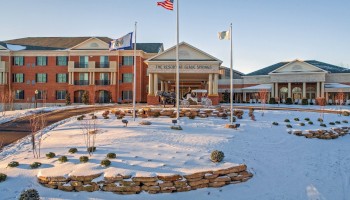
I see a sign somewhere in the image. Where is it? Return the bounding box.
[155,65,213,70]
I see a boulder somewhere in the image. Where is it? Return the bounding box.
[157,174,182,182]
[187,179,209,187]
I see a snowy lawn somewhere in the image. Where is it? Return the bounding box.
[1,108,350,200]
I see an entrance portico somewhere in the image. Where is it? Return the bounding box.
[145,42,222,105]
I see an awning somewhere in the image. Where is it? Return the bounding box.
[325,83,350,92]
[241,84,272,92]
[218,88,243,93]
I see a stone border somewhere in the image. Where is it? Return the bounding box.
[37,164,253,194]
[289,127,350,139]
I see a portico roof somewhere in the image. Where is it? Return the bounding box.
[324,83,350,92]
[242,84,272,92]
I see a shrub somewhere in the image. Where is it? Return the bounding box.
[317,118,323,122]
[286,98,293,105]
[342,111,350,116]
[68,148,78,154]
[320,123,327,127]
[79,156,89,163]
[272,122,279,126]
[0,173,7,182]
[46,152,56,159]
[269,98,276,104]
[58,156,68,163]
[302,99,308,105]
[117,115,123,119]
[342,120,348,123]
[91,115,97,119]
[284,119,290,122]
[308,121,313,125]
[286,124,293,128]
[19,189,40,200]
[335,121,341,124]
[329,122,335,125]
[77,116,84,120]
[103,116,110,119]
[101,159,111,167]
[232,117,236,122]
[294,118,300,121]
[299,123,305,126]
[189,115,195,119]
[30,162,41,169]
[87,146,96,153]
[304,118,310,121]
[107,153,116,159]
[210,150,225,163]
[8,161,19,168]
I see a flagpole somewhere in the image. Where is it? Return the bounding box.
[230,23,233,124]
[133,21,137,121]
[176,0,180,119]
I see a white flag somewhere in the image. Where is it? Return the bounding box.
[109,32,133,51]
[218,31,230,40]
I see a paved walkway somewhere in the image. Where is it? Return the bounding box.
[0,105,116,148]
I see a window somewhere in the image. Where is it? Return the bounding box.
[13,73,24,83]
[14,56,24,66]
[56,90,66,100]
[56,73,67,83]
[79,56,88,68]
[122,56,133,66]
[79,73,89,80]
[36,73,47,83]
[99,56,109,68]
[122,73,133,83]
[100,73,109,80]
[56,56,68,66]
[15,90,24,99]
[36,90,46,100]
[122,91,133,100]
[36,56,47,66]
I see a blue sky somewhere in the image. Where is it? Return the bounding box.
[1,0,349,73]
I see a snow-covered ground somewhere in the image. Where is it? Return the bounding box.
[1,108,350,200]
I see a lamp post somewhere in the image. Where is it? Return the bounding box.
[34,90,38,108]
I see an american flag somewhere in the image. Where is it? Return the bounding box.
[157,0,174,11]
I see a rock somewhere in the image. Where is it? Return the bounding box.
[226,173,239,179]
[58,185,74,192]
[159,182,174,188]
[157,174,182,182]
[115,186,141,192]
[142,181,158,186]
[184,171,209,179]
[188,179,209,187]
[176,185,192,192]
[70,173,102,182]
[70,181,83,187]
[186,177,203,182]
[44,184,58,189]
[115,191,138,195]
[120,180,140,186]
[160,186,176,193]
[48,181,66,186]
[209,181,226,188]
[204,173,219,179]
[239,171,253,178]
[142,185,160,191]
[191,183,209,190]
[210,176,231,183]
[132,176,158,182]
[139,121,152,125]
[174,180,188,187]
[102,185,118,192]
[104,176,124,182]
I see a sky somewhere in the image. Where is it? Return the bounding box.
[0,0,349,74]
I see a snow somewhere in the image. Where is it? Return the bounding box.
[5,44,26,51]
[1,107,350,199]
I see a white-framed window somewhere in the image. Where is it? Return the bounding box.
[122,56,133,66]
[56,90,66,100]
[36,73,47,83]
[122,91,133,100]
[56,56,68,66]
[122,73,133,83]
[13,73,24,83]
[14,56,24,66]
[15,90,24,99]
[36,56,47,66]
[56,73,67,83]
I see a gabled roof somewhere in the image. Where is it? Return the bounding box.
[1,37,163,53]
[246,60,350,76]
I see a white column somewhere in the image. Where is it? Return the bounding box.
[71,72,74,85]
[271,83,275,98]
[92,72,95,85]
[4,72,7,84]
[275,82,279,98]
[302,82,306,98]
[148,73,154,95]
[0,72,3,84]
[113,72,117,85]
[326,92,329,102]
[243,92,247,102]
[89,72,92,85]
[316,82,320,98]
[153,73,158,95]
[321,82,325,98]
[288,82,292,98]
[165,82,168,92]
[208,74,213,95]
[214,74,219,95]
[161,81,164,91]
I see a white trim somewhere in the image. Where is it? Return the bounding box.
[69,37,110,50]
[268,59,328,74]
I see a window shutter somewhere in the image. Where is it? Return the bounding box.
[56,74,58,83]
[35,74,37,82]
[36,57,38,66]
[46,73,48,82]
[23,74,25,82]
[46,57,48,66]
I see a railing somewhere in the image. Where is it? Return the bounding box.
[95,80,111,85]
[95,62,110,68]
[74,80,89,85]
[74,62,89,68]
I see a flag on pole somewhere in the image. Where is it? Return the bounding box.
[157,0,174,10]
[109,32,133,51]
[218,30,230,40]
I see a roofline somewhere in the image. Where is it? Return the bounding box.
[145,41,223,64]
[68,37,110,50]
[268,59,329,74]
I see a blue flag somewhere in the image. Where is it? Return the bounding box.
[109,32,133,51]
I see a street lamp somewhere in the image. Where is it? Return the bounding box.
[35,90,39,108]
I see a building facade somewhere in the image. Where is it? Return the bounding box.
[1,37,350,109]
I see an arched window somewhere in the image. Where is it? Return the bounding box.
[292,87,302,93]
[280,87,288,93]
[306,87,316,99]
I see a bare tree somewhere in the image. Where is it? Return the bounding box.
[335,89,345,114]
[29,114,46,158]
[316,97,326,120]
[258,89,268,116]
[0,92,8,118]
[80,115,98,156]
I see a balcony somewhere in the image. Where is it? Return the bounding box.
[74,80,89,85]
[0,61,9,72]
[95,80,111,85]
[96,62,110,68]
[74,62,89,68]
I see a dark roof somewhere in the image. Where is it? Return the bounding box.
[246,60,350,76]
[124,43,164,53]
[1,37,163,53]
